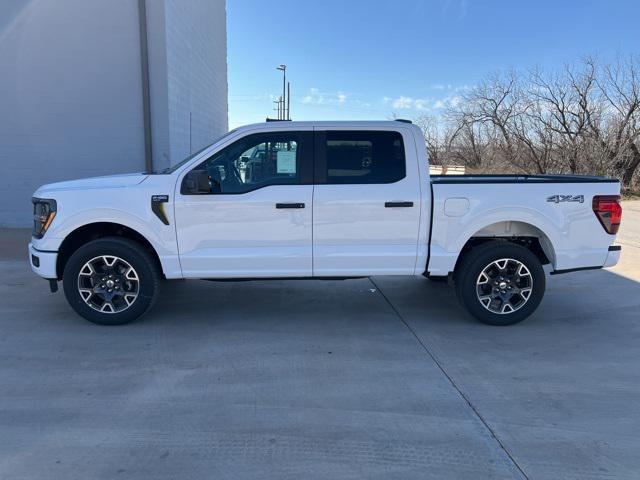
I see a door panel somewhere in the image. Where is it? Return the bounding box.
[174,130,313,278]
[312,129,421,276]
[175,185,313,277]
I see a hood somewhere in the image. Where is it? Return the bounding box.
[34,173,149,195]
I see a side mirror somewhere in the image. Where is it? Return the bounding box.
[181,169,211,194]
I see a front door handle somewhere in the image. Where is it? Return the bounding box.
[385,201,414,208]
[276,203,305,209]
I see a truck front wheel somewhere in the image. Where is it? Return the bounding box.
[454,241,545,326]
[62,237,160,325]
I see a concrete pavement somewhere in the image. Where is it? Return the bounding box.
[0,202,639,479]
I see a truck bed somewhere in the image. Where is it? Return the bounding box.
[430,174,618,184]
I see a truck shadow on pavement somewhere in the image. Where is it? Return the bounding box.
[145,268,639,331]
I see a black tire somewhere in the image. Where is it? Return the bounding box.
[62,237,160,325]
[454,241,545,326]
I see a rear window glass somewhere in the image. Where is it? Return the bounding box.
[324,131,406,184]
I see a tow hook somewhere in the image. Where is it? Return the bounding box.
[48,279,59,293]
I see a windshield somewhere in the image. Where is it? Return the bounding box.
[156,129,238,174]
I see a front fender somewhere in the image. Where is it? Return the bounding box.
[34,207,182,279]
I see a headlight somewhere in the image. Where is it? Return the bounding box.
[32,198,57,239]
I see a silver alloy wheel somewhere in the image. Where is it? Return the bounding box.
[77,255,139,314]
[476,258,533,314]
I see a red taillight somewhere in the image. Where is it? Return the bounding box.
[592,195,622,234]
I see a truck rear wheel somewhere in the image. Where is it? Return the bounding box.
[454,241,545,326]
[62,237,160,325]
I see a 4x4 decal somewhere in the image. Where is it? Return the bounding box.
[547,195,584,204]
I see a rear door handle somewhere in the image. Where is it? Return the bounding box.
[385,201,414,208]
[276,203,305,209]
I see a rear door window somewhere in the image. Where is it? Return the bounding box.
[321,131,406,184]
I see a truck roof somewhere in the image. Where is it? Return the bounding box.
[234,120,417,132]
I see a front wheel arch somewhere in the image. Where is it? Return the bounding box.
[56,222,163,280]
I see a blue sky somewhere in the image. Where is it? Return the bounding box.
[227,0,640,128]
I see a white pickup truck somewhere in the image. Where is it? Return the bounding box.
[29,120,623,326]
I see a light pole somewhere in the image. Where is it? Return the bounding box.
[277,64,287,120]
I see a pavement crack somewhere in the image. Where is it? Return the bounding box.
[369,277,530,480]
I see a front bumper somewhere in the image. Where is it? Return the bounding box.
[29,242,58,279]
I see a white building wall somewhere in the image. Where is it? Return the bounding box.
[165,0,228,165]
[0,0,228,227]
[145,0,228,171]
[0,0,145,227]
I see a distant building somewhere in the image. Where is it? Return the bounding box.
[0,0,228,226]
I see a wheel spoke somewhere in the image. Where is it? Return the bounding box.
[125,266,139,281]
[79,263,94,276]
[100,301,115,313]
[495,259,508,270]
[102,256,117,267]
[478,295,492,307]
[517,264,531,277]
[501,303,514,314]
[79,288,93,301]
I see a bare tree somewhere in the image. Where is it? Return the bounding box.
[456,71,524,169]
[417,56,640,189]
[527,62,596,173]
[414,115,444,165]
[593,57,640,186]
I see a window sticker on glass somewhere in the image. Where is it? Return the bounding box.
[276,150,296,174]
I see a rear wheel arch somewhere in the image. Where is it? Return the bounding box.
[56,222,163,280]
[452,221,556,274]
